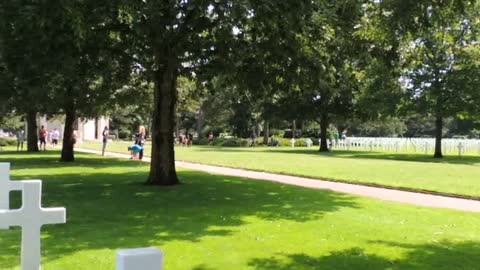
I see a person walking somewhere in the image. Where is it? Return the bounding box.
[16,130,24,151]
[187,133,193,147]
[135,126,146,160]
[250,130,257,147]
[101,126,109,156]
[51,128,60,148]
[38,126,48,151]
[208,132,214,145]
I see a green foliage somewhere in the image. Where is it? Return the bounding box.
[0,115,23,130]
[0,137,16,146]
[270,137,316,147]
[117,130,132,141]
[221,138,251,147]
[347,117,407,137]
[194,137,250,147]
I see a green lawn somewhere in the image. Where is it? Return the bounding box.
[80,141,480,198]
[0,151,480,270]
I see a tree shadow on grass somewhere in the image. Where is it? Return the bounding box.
[0,159,357,268]
[248,241,480,270]
[193,147,480,166]
[0,150,147,171]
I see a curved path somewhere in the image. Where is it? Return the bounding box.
[76,148,480,213]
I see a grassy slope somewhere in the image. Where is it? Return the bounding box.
[80,141,480,198]
[0,151,479,270]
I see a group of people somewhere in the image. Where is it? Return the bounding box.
[100,125,146,160]
[15,126,61,151]
[178,133,194,146]
[127,126,146,160]
[38,126,61,151]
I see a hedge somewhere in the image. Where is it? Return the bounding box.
[0,137,17,147]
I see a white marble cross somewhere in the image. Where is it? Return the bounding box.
[0,180,66,270]
[0,163,24,229]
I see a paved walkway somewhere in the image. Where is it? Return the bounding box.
[76,148,480,213]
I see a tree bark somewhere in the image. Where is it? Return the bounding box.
[433,115,443,158]
[263,120,270,145]
[61,108,76,162]
[319,114,329,152]
[146,53,179,186]
[292,120,296,139]
[26,111,39,152]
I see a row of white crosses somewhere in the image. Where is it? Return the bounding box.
[332,137,480,156]
[0,163,163,270]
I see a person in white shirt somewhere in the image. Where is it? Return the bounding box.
[16,130,25,151]
[51,128,60,147]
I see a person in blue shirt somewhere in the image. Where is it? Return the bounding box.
[128,144,143,160]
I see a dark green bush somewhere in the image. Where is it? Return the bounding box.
[194,137,251,147]
[118,130,131,140]
[194,136,319,148]
[221,138,249,147]
[193,138,210,145]
[269,129,283,137]
[0,137,17,146]
[269,137,317,147]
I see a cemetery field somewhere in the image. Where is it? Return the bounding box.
[1,151,480,270]
[79,141,480,198]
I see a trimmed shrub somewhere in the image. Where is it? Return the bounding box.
[268,137,319,147]
[0,137,17,147]
[193,138,210,145]
[269,129,283,137]
[118,130,131,140]
[221,138,250,147]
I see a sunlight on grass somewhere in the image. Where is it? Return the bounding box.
[0,151,479,269]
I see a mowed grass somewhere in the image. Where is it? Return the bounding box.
[0,151,480,270]
[80,141,480,198]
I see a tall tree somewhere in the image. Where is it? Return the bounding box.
[39,0,132,161]
[0,0,55,152]
[292,0,365,152]
[121,0,314,185]
[399,0,479,157]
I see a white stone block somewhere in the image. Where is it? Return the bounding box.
[116,247,163,270]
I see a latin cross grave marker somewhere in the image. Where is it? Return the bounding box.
[0,163,66,270]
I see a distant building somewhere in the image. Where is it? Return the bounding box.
[32,115,109,143]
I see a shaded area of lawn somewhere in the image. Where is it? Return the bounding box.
[249,241,480,270]
[1,152,480,270]
[0,153,355,269]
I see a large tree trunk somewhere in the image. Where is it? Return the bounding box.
[61,108,76,162]
[319,114,329,152]
[146,54,179,186]
[26,111,39,152]
[433,115,443,158]
[263,120,270,145]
